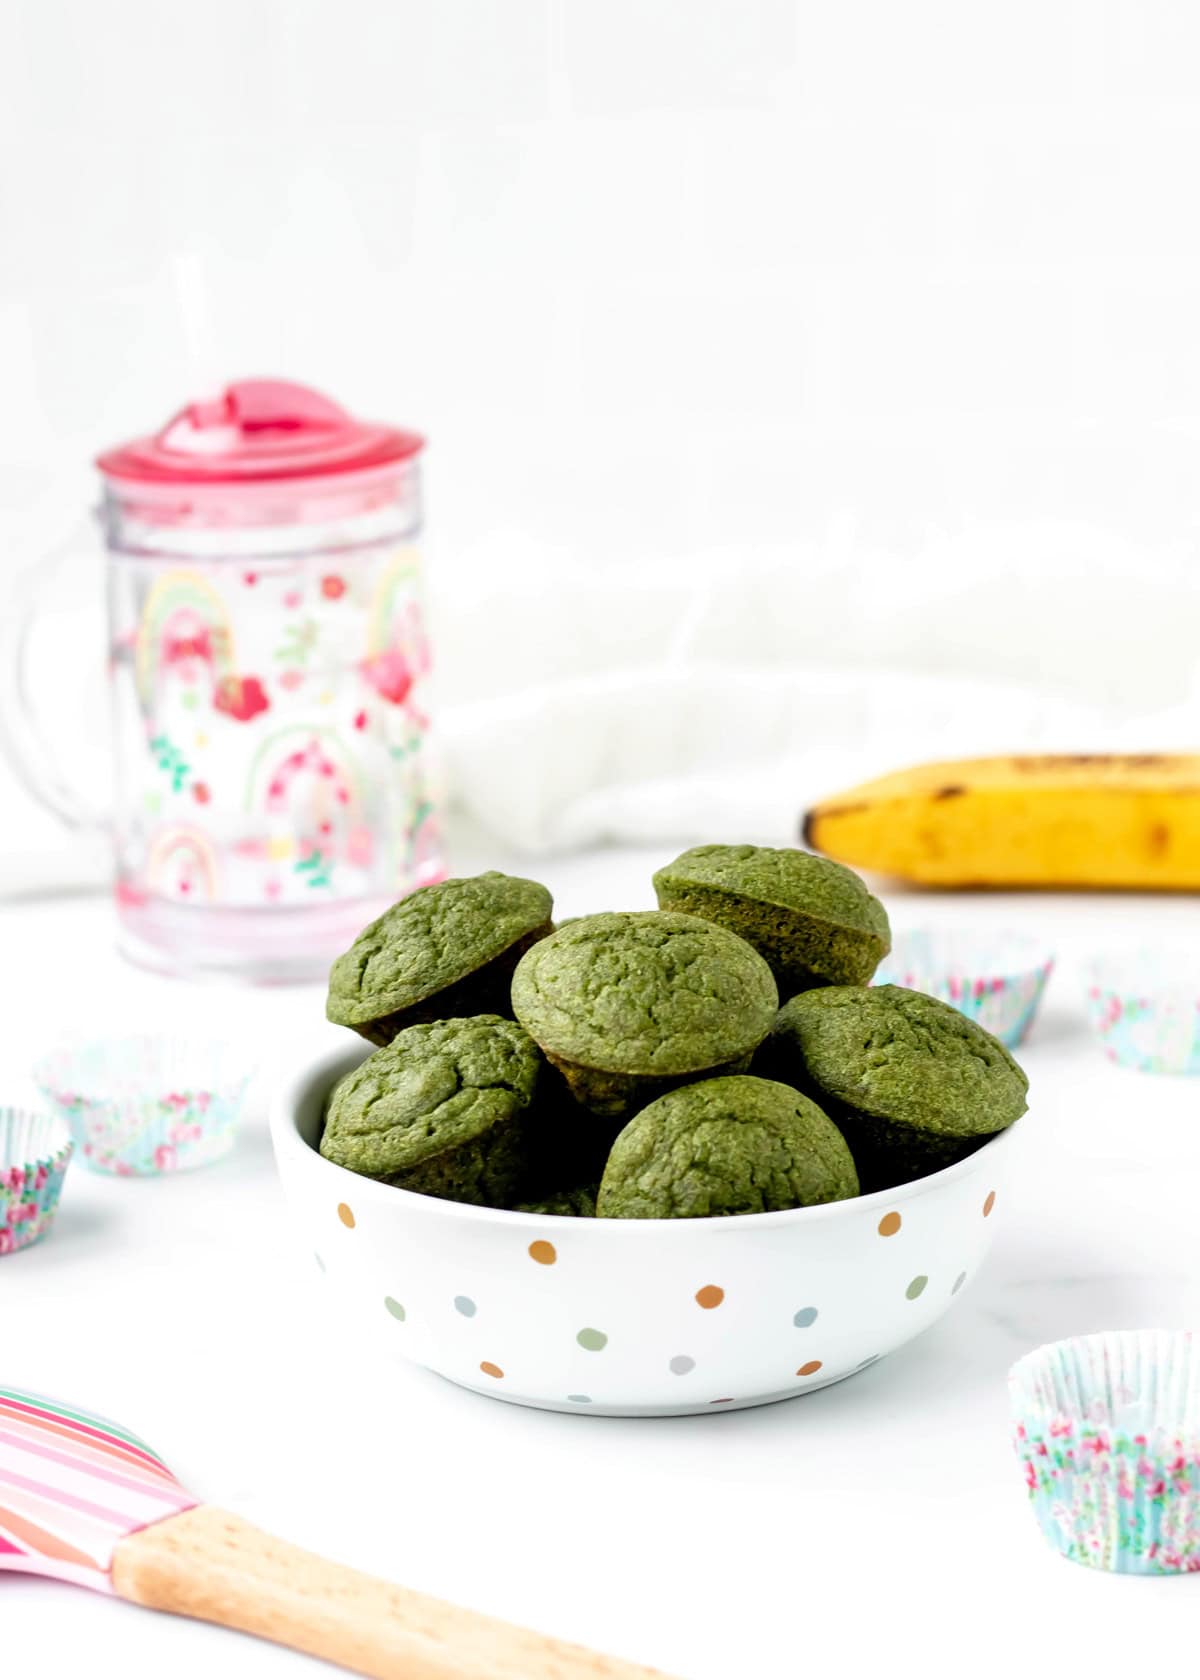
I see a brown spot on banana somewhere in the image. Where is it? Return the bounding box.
[801,802,868,848]
[1012,753,1169,771]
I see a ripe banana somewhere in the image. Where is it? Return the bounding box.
[803,754,1200,889]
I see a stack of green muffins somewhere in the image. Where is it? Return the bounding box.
[319,847,1029,1217]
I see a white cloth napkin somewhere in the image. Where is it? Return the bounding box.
[3,517,1198,885]
[431,530,1200,853]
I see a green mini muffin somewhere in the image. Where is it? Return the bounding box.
[653,843,890,995]
[320,1015,541,1205]
[763,984,1028,1191]
[511,910,778,1119]
[326,872,554,1047]
[513,1185,599,1218]
[597,1075,858,1219]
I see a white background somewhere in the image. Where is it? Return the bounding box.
[3,1,1200,868]
[4,16,1200,1674]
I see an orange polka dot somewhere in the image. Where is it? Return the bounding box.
[337,1203,355,1229]
[695,1285,725,1309]
[528,1240,557,1265]
[983,1191,996,1217]
[480,1362,504,1379]
[797,1360,823,1377]
[877,1211,902,1237]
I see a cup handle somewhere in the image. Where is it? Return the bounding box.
[0,526,106,831]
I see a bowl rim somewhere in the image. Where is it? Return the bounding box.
[271,1042,1021,1234]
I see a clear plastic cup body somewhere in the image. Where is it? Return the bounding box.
[101,460,443,982]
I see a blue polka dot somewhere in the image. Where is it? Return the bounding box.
[793,1306,818,1328]
[454,1296,476,1317]
[567,1394,592,1404]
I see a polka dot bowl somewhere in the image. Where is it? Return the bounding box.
[271,1044,1021,1418]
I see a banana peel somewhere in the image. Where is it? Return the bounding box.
[803,754,1200,889]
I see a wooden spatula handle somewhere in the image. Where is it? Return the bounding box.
[112,1504,676,1680]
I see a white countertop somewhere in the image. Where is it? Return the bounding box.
[5,842,1200,1679]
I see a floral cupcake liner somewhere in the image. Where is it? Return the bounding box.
[32,1035,257,1177]
[874,929,1054,1049]
[1084,951,1200,1075]
[1010,1329,1200,1574]
[0,1108,73,1255]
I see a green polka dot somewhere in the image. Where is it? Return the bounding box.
[905,1275,928,1300]
[383,1296,406,1321]
[577,1327,607,1352]
[952,1271,967,1294]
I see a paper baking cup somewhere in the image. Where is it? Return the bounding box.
[1084,950,1200,1075]
[32,1036,256,1176]
[1010,1330,1200,1574]
[874,930,1054,1048]
[0,1108,72,1255]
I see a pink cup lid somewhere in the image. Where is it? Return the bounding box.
[96,379,424,487]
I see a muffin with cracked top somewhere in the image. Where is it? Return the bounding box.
[762,983,1027,1190]
[653,843,890,996]
[326,872,553,1047]
[597,1075,858,1219]
[511,910,778,1120]
[320,1014,541,1205]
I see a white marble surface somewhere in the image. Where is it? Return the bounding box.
[4,842,1200,1678]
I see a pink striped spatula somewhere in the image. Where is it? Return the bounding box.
[0,1383,673,1679]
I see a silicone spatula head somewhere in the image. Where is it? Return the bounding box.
[0,1383,197,1592]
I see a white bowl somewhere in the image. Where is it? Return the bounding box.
[270,1045,1020,1417]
